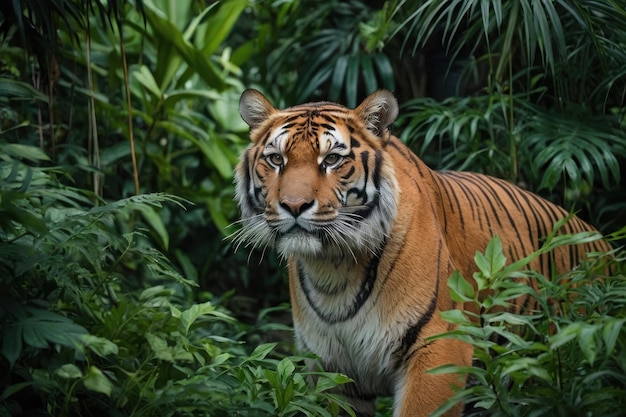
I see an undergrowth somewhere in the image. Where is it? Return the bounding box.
[430,227,626,417]
[0,143,353,417]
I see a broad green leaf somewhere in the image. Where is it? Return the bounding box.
[315,373,352,393]
[372,53,395,90]
[474,236,506,279]
[0,78,48,102]
[139,285,175,301]
[1,324,23,367]
[0,381,32,401]
[277,357,296,380]
[55,364,83,380]
[198,0,247,56]
[578,323,599,365]
[0,143,50,162]
[345,55,359,108]
[249,343,277,361]
[134,65,162,98]
[146,333,174,362]
[448,270,475,302]
[180,302,216,335]
[142,3,227,90]
[20,308,87,350]
[329,55,348,102]
[439,309,472,325]
[80,335,119,358]
[83,366,113,397]
[503,357,552,382]
[550,322,580,350]
[138,204,169,249]
[360,54,377,93]
[602,318,625,354]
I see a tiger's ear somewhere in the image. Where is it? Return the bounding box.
[355,90,399,139]
[240,89,276,130]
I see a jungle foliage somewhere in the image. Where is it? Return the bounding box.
[1,0,625,416]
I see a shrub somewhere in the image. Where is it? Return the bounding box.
[0,143,354,417]
[429,225,626,417]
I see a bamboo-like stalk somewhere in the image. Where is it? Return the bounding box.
[86,15,103,197]
[118,18,140,196]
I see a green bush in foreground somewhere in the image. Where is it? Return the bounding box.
[430,227,626,417]
[0,144,353,417]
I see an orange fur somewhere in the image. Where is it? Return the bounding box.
[234,89,611,417]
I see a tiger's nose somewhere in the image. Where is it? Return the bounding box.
[280,198,314,217]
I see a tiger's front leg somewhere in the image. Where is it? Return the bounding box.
[393,326,471,417]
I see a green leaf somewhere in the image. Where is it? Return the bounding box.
[0,78,48,102]
[439,309,472,325]
[138,204,169,249]
[180,302,223,335]
[80,335,119,358]
[578,323,599,365]
[146,333,174,362]
[550,322,580,350]
[133,65,163,98]
[1,324,23,367]
[55,364,83,380]
[19,308,87,350]
[142,3,227,90]
[198,0,247,57]
[602,318,625,355]
[315,373,352,393]
[504,357,552,382]
[329,55,348,102]
[474,235,506,279]
[0,143,50,162]
[277,357,296,380]
[83,366,113,397]
[249,343,277,361]
[448,270,475,302]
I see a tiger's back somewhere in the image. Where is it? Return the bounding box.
[234,89,611,417]
[388,138,610,291]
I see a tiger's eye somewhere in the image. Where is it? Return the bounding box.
[323,153,341,167]
[267,154,283,166]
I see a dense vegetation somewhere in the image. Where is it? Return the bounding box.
[1,0,625,416]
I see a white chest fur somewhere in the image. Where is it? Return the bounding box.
[291,254,403,397]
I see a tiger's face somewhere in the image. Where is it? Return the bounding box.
[234,89,400,260]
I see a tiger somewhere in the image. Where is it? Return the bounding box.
[233,88,611,417]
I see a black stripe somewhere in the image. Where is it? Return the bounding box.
[488,177,535,250]
[372,150,382,188]
[241,148,252,205]
[346,151,371,206]
[341,166,356,180]
[395,242,442,363]
[297,240,386,324]
[435,173,463,232]
[320,114,337,124]
[389,139,425,178]
[440,172,482,228]
[396,292,437,362]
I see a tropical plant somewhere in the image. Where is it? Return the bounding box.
[389,0,626,232]
[238,0,398,107]
[2,0,625,415]
[0,142,354,416]
[2,0,285,304]
[428,226,626,417]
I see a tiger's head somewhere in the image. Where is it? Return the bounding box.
[234,89,400,261]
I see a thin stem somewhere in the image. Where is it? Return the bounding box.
[118,18,140,195]
[86,14,103,197]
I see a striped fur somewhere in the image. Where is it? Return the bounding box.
[233,89,611,417]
